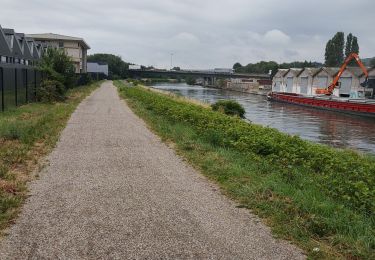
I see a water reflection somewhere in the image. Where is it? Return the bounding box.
[152,83,375,154]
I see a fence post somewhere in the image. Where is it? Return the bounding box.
[1,67,4,112]
[34,69,37,101]
[25,68,28,102]
[14,68,17,106]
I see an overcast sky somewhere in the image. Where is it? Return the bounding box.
[1,0,374,69]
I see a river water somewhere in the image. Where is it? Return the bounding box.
[151,83,375,154]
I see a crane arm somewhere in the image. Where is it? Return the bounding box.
[316,53,369,95]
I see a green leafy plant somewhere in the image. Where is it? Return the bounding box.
[211,100,245,118]
[185,76,196,85]
[37,48,76,102]
[36,79,66,103]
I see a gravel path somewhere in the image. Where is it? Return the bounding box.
[0,81,304,259]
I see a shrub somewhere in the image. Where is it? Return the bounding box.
[36,80,66,103]
[185,76,196,85]
[212,100,245,118]
[36,48,76,102]
[38,48,76,88]
[76,73,93,86]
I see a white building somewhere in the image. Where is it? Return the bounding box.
[295,68,320,95]
[283,68,303,93]
[27,33,90,73]
[87,62,109,76]
[272,69,289,92]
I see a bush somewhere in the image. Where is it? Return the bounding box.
[36,48,77,102]
[76,73,93,86]
[185,76,196,85]
[36,80,66,103]
[212,100,245,118]
[38,48,76,88]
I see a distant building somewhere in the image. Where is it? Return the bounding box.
[87,62,109,79]
[224,78,271,93]
[26,33,90,73]
[214,68,234,74]
[129,64,141,70]
[296,68,320,95]
[272,69,289,92]
[283,68,303,93]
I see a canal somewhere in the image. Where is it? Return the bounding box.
[151,83,375,154]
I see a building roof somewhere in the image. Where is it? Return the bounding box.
[314,67,340,77]
[0,26,12,56]
[4,29,25,58]
[285,68,303,77]
[346,66,372,77]
[26,33,90,49]
[274,69,289,77]
[368,67,375,77]
[3,28,14,34]
[297,67,320,77]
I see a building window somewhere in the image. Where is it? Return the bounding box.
[59,41,64,48]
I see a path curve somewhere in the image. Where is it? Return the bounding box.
[0,81,304,259]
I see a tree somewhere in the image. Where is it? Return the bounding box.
[325,32,344,66]
[87,53,129,79]
[233,62,242,71]
[370,58,375,67]
[351,36,359,55]
[172,66,181,71]
[232,60,321,77]
[344,33,360,65]
[345,33,353,58]
[325,40,335,66]
[345,33,359,57]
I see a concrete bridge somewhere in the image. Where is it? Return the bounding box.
[128,69,270,87]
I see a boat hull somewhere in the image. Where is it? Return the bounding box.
[268,92,375,118]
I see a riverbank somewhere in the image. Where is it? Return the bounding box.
[115,80,375,259]
[0,82,100,233]
[150,82,375,154]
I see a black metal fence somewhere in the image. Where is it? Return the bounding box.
[0,64,42,112]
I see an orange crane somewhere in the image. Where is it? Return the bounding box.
[315,53,369,95]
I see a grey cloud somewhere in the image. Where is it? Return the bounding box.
[0,0,374,69]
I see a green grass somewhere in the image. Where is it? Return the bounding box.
[115,81,375,259]
[0,81,100,232]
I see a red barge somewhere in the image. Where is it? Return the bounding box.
[267,92,375,118]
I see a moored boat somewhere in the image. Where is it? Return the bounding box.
[267,92,375,118]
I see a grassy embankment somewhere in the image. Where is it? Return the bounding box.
[115,81,374,259]
[0,82,100,233]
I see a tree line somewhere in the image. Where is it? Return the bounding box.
[233,60,323,76]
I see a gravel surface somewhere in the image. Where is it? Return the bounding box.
[0,81,305,259]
